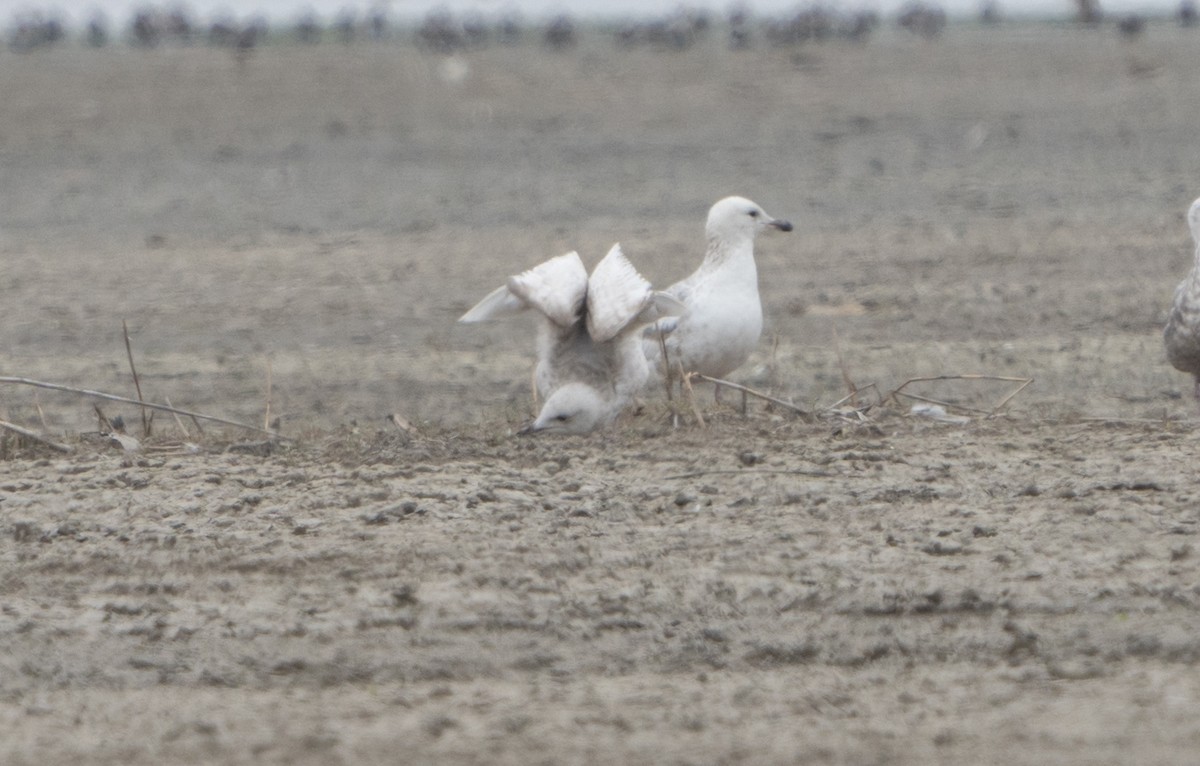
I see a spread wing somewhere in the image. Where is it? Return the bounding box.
[506,251,588,328]
[458,283,528,323]
[459,251,587,328]
[585,244,655,343]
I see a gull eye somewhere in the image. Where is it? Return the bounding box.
[748,210,759,218]
[555,414,570,422]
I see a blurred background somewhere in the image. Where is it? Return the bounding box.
[0,0,1190,38]
[1,0,1199,436]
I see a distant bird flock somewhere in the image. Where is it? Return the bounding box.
[5,1,1199,54]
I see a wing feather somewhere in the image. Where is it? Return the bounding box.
[458,284,528,323]
[507,251,588,328]
[585,244,654,342]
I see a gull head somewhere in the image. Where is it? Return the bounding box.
[518,382,609,436]
[706,196,793,245]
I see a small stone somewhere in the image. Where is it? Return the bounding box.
[292,519,322,535]
[738,451,762,467]
[674,492,696,507]
[921,539,963,556]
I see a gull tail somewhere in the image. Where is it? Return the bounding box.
[640,296,685,370]
[638,292,686,329]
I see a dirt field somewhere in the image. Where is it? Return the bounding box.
[3,21,1200,765]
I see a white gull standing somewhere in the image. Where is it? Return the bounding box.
[460,244,682,434]
[1164,197,1200,406]
[644,196,793,393]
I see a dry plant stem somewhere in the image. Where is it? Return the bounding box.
[825,383,880,412]
[1079,416,1185,424]
[263,358,273,431]
[34,391,48,431]
[832,324,859,408]
[93,403,114,432]
[0,376,284,439]
[680,365,706,429]
[163,396,190,438]
[690,373,813,421]
[888,374,1034,417]
[122,319,150,436]
[769,333,780,386]
[0,418,72,453]
[170,395,206,435]
[989,377,1034,414]
[663,468,843,480]
[656,329,675,404]
[529,365,539,415]
[656,329,680,428]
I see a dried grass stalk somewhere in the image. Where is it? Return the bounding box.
[679,363,706,429]
[163,396,191,438]
[832,324,860,408]
[0,418,72,453]
[263,357,274,431]
[0,376,284,439]
[689,373,813,421]
[887,374,1034,417]
[122,319,150,436]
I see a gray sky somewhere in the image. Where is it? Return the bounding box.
[0,0,1178,26]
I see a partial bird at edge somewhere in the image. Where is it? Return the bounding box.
[1163,196,1200,407]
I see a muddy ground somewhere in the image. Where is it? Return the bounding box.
[3,21,1200,765]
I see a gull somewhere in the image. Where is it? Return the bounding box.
[644,196,793,395]
[460,244,682,434]
[1164,197,1200,406]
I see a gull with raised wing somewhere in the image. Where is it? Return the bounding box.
[1164,197,1200,407]
[460,244,682,434]
[645,196,793,395]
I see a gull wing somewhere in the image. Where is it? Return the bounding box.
[507,251,588,328]
[458,283,529,323]
[585,244,654,343]
[458,251,587,326]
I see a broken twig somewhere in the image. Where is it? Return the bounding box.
[0,418,72,453]
[887,374,1033,418]
[122,319,149,436]
[663,468,844,480]
[0,376,285,439]
[689,373,813,421]
[263,357,274,432]
[679,363,706,429]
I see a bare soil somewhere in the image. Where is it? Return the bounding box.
[3,22,1200,765]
